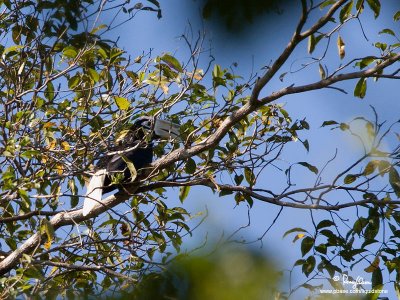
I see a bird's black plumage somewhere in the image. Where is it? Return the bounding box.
[83,116,179,216]
[98,119,154,193]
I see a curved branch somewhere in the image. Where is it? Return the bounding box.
[0,191,132,275]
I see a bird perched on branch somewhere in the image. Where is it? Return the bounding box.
[83,116,180,216]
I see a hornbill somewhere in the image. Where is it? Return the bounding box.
[83,116,180,216]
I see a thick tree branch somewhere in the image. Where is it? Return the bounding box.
[152,52,400,172]
[0,210,60,223]
[250,0,348,104]
[0,190,132,275]
[260,52,400,103]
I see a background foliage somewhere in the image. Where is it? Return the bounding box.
[0,0,400,299]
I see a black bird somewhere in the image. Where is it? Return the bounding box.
[83,116,180,216]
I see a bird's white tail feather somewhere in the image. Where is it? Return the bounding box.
[83,169,107,216]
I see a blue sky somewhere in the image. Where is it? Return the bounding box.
[102,1,400,297]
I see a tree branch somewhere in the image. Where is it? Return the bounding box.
[0,190,132,275]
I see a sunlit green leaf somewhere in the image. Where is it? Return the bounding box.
[179,186,190,203]
[283,227,307,238]
[114,96,130,110]
[339,1,353,23]
[161,54,183,73]
[379,28,395,36]
[366,0,380,18]
[354,78,367,98]
[88,68,100,83]
[308,34,316,54]
[63,46,77,58]
[344,174,357,184]
[244,167,256,186]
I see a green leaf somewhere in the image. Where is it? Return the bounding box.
[301,237,314,257]
[302,139,310,152]
[376,160,390,176]
[114,96,130,110]
[68,75,80,89]
[12,25,21,44]
[363,160,378,176]
[321,120,338,127]
[316,220,335,230]
[379,28,395,36]
[389,167,400,197]
[40,218,55,241]
[244,167,256,186]
[121,156,137,182]
[308,34,316,54]
[371,268,383,288]
[63,46,77,58]
[344,174,357,184]
[234,174,244,185]
[283,227,307,238]
[364,220,379,240]
[356,0,364,11]
[148,0,160,8]
[88,68,100,83]
[354,78,367,98]
[339,1,353,23]
[21,149,41,159]
[110,48,125,63]
[279,72,287,82]
[45,81,55,101]
[357,56,375,69]
[302,256,316,277]
[234,192,245,204]
[90,24,107,34]
[219,190,233,196]
[366,0,380,18]
[2,45,23,56]
[68,179,78,208]
[179,186,190,203]
[353,217,368,235]
[298,162,318,175]
[212,64,223,79]
[394,11,400,21]
[374,42,387,51]
[315,243,327,255]
[160,54,183,73]
[319,0,336,9]
[294,259,306,267]
[300,120,310,130]
[185,158,196,174]
[18,189,31,210]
